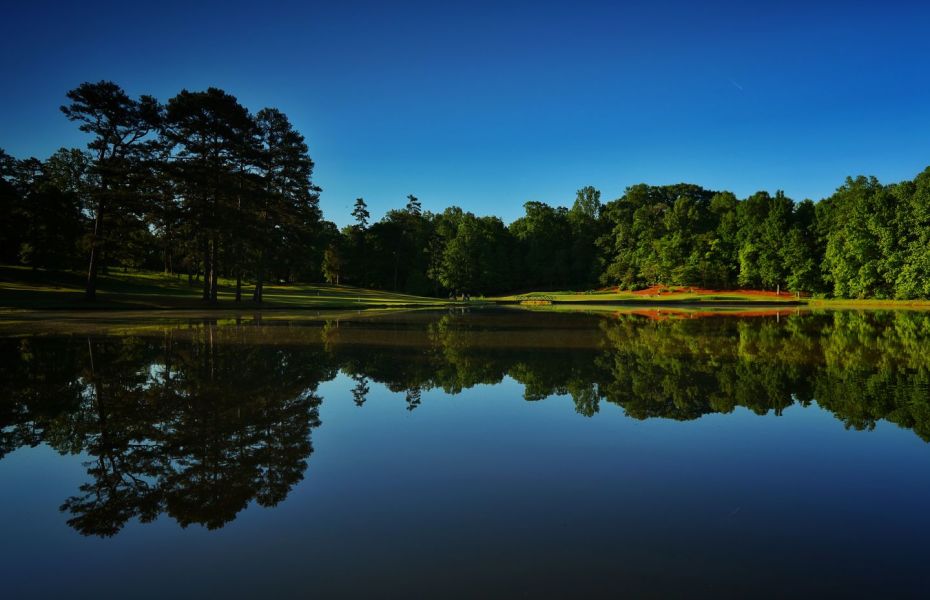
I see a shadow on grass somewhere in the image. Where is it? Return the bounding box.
[0,265,452,311]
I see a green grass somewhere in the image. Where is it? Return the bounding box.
[489,288,930,309]
[0,265,455,311]
[808,298,930,309]
[489,289,804,305]
[8,266,930,313]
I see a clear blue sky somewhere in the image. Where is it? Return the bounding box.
[2,0,929,226]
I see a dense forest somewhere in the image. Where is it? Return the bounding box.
[2,81,930,300]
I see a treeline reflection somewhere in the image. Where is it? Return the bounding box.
[2,310,929,535]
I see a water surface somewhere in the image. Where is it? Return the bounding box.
[2,308,930,598]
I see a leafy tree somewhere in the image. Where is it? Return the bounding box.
[568,186,602,286]
[782,199,822,293]
[599,184,716,288]
[61,81,162,300]
[0,149,27,264]
[253,107,321,297]
[822,176,898,298]
[365,200,433,293]
[510,201,571,289]
[405,194,422,216]
[705,192,740,287]
[351,375,370,407]
[17,181,83,270]
[736,191,793,290]
[434,211,509,294]
[322,241,345,284]
[164,88,256,302]
[895,168,930,297]
[351,197,370,228]
[345,198,371,285]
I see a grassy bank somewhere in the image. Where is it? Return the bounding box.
[0,265,454,310]
[6,266,930,313]
[808,298,930,309]
[490,287,930,309]
[489,288,804,305]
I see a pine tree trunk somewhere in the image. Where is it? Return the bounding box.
[210,237,218,303]
[253,250,265,303]
[85,207,103,301]
[202,238,211,301]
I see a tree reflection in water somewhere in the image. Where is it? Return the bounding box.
[2,309,930,536]
[1,323,330,536]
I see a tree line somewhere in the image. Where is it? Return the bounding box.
[2,80,930,299]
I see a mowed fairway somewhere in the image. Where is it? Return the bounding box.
[0,265,452,310]
[490,285,805,305]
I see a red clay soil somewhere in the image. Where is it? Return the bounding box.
[622,308,797,321]
[628,285,793,298]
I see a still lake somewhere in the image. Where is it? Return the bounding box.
[2,308,930,598]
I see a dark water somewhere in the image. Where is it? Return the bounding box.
[2,308,930,598]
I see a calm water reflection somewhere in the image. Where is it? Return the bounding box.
[2,308,930,597]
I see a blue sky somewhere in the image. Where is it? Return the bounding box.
[2,0,929,226]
